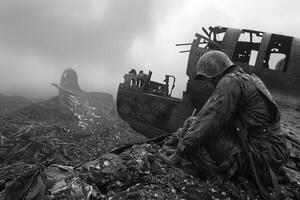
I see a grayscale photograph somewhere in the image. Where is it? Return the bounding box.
[0,0,299,199]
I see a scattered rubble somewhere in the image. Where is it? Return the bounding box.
[0,69,146,199]
[0,94,145,166]
[0,97,299,200]
[0,68,299,199]
[1,143,299,200]
[0,99,299,200]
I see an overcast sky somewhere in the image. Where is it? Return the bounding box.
[0,0,300,99]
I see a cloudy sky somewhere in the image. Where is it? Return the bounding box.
[0,0,300,99]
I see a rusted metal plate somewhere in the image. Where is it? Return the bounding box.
[117,86,193,138]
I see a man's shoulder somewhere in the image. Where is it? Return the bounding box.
[223,71,249,79]
[216,72,243,92]
[219,72,242,85]
[224,72,268,89]
[221,71,256,84]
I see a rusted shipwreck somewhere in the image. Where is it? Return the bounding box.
[117,26,300,138]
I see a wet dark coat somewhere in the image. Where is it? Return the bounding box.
[175,68,288,185]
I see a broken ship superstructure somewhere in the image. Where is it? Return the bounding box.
[117,26,300,138]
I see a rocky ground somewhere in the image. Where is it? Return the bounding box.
[0,95,299,200]
[280,104,300,178]
[0,94,32,116]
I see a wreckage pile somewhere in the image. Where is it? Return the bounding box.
[0,97,299,199]
[0,94,145,167]
[1,142,299,200]
[0,67,299,199]
[0,90,147,199]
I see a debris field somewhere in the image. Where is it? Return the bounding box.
[0,92,299,200]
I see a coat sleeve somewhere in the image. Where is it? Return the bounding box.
[176,75,242,156]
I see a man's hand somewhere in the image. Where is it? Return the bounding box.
[163,134,179,146]
[160,152,182,166]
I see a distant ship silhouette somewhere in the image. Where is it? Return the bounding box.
[52,68,115,114]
